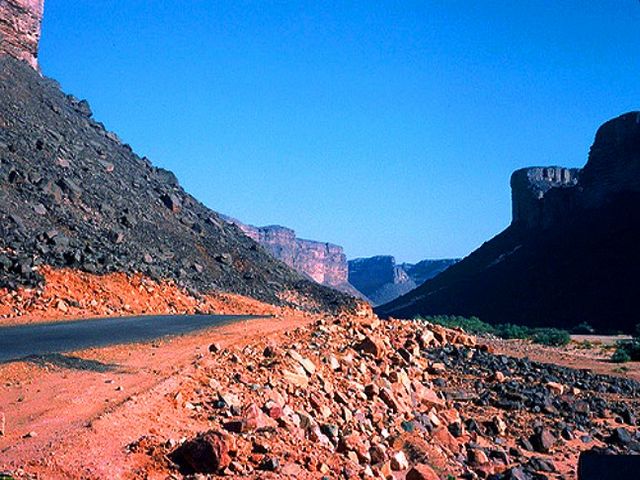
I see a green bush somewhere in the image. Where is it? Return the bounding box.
[530,328,571,347]
[416,315,571,347]
[494,323,532,340]
[613,340,640,362]
[612,348,632,363]
[417,315,496,335]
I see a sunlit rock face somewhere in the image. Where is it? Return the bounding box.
[222,217,362,297]
[0,0,44,69]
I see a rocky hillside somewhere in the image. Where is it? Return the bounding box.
[378,112,640,333]
[0,28,356,312]
[349,256,457,306]
[222,217,362,298]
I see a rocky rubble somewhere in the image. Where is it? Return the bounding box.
[133,317,639,479]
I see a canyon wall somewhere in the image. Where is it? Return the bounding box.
[510,167,580,230]
[223,217,361,297]
[511,112,640,230]
[378,111,640,332]
[0,0,44,69]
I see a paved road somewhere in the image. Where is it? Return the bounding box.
[0,314,265,363]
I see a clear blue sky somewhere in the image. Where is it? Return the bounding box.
[39,1,639,262]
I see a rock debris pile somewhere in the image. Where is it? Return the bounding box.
[134,317,639,479]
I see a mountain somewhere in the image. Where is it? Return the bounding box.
[0,1,356,313]
[348,256,457,306]
[221,216,362,298]
[400,259,459,286]
[377,112,640,333]
[348,256,415,306]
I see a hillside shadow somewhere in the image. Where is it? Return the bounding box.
[22,353,121,373]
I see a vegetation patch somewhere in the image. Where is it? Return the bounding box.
[612,326,640,363]
[416,315,571,347]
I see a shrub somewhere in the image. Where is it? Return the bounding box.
[416,315,571,347]
[417,315,496,336]
[530,328,571,347]
[614,340,640,362]
[612,348,632,363]
[494,323,531,340]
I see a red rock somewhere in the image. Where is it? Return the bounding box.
[283,369,309,388]
[468,448,489,465]
[390,450,408,470]
[355,336,386,358]
[264,401,283,420]
[243,403,278,431]
[406,463,440,480]
[171,430,232,473]
[431,427,460,454]
[412,381,445,409]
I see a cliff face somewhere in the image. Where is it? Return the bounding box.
[401,259,459,285]
[377,112,640,333]
[0,0,44,69]
[510,112,640,230]
[510,167,580,229]
[223,218,361,297]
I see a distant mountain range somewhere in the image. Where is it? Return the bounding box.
[377,112,640,333]
[348,256,458,306]
[218,216,458,306]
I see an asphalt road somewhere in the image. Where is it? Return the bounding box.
[0,314,264,363]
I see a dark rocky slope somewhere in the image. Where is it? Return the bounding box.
[377,112,640,333]
[0,56,356,312]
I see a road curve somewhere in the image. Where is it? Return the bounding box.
[0,314,267,363]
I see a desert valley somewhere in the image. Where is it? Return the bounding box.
[0,2,638,479]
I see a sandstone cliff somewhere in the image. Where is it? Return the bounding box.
[222,217,361,298]
[0,0,43,69]
[377,112,640,333]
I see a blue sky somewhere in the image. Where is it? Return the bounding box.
[39,1,639,262]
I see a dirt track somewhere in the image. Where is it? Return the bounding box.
[0,312,317,478]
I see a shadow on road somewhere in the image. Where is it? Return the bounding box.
[22,353,122,373]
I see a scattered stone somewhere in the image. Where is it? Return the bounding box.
[529,428,556,453]
[171,430,231,473]
[406,463,440,480]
